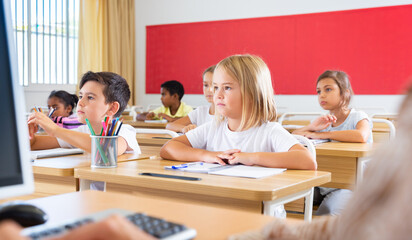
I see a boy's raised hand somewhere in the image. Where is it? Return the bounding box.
[27,114,39,140]
[27,112,59,137]
[307,115,336,131]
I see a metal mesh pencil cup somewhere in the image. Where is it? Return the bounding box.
[90,135,118,168]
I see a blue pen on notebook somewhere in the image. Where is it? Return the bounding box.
[172,162,203,169]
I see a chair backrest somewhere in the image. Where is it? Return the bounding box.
[372,118,396,141]
[135,128,179,138]
[131,105,144,114]
[292,134,316,161]
[147,104,162,112]
[278,112,324,126]
[370,113,397,122]
[355,107,387,116]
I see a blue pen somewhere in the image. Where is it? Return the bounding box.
[172,162,203,169]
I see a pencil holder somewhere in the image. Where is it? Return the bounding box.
[90,135,118,168]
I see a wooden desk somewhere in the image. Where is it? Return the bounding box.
[140,145,163,157]
[283,123,392,142]
[136,133,171,146]
[315,142,374,189]
[75,159,331,221]
[23,153,151,201]
[124,120,167,129]
[24,191,275,239]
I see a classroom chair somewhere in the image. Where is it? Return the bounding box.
[278,112,324,128]
[370,113,397,122]
[146,104,162,112]
[372,118,396,142]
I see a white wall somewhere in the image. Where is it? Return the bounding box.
[23,0,411,113]
[135,0,412,114]
[24,84,77,112]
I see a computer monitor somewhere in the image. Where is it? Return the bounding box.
[0,0,34,200]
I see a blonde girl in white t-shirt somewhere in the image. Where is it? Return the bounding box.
[161,55,315,169]
[166,65,216,133]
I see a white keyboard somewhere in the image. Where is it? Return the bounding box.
[22,208,196,240]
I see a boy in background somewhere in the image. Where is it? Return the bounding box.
[137,80,193,122]
[28,71,140,155]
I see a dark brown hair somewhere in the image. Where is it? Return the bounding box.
[317,70,353,108]
[79,71,130,117]
[48,90,78,115]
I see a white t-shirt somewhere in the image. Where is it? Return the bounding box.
[188,105,214,126]
[186,119,298,218]
[57,124,141,153]
[320,109,373,143]
[186,119,298,154]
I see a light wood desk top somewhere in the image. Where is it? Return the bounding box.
[124,120,167,129]
[75,159,331,202]
[140,145,163,156]
[315,142,374,158]
[33,152,152,177]
[26,191,275,239]
[136,133,171,146]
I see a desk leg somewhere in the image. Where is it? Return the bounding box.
[263,188,313,222]
[79,179,107,192]
[357,157,371,184]
[79,179,92,191]
[303,187,314,222]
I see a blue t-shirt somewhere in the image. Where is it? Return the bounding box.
[320,109,373,143]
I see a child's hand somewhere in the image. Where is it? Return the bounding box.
[27,114,39,139]
[307,115,336,131]
[228,152,254,166]
[216,149,241,164]
[158,113,173,122]
[182,124,197,133]
[28,112,59,137]
[202,149,241,165]
[302,131,326,139]
[146,112,155,120]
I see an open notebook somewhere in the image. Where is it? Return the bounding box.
[31,148,84,159]
[165,162,286,179]
[310,139,330,145]
[144,119,167,123]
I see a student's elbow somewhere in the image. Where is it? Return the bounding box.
[356,131,370,143]
[305,155,317,170]
[160,140,174,159]
[302,149,317,170]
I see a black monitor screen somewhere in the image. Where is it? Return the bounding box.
[0,2,23,187]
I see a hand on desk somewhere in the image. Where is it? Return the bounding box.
[53,215,155,240]
[145,112,156,120]
[204,149,242,165]
[0,215,156,240]
[0,221,26,240]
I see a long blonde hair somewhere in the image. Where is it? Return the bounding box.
[215,54,277,131]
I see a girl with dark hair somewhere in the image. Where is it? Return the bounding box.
[47,90,83,129]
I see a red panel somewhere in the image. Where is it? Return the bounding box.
[146,5,412,94]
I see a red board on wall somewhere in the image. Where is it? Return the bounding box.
[146,5,412,95]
